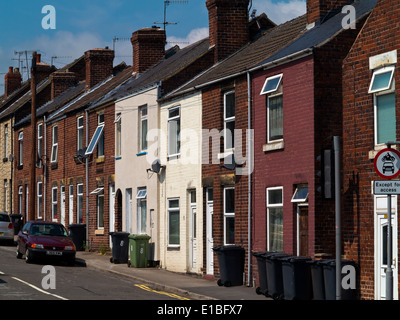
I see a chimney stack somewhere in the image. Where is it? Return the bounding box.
[4,66,22,99]
[50,71,78,100]
[307,0,350,25]
[84,48,115,89]
[131,27,166,74]
[206,0,250,63]
[35,54,55,84]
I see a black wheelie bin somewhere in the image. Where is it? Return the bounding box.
[253,251,276,296]
[265,253,290,300]
[109,232,130,264]
[213,245,245,287]
[281,256,312,300]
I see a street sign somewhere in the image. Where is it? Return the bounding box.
[374,148,400,179]
[373,180,400,195]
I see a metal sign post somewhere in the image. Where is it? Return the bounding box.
[374,143,400,300]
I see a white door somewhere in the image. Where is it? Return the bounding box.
[126,189,132,234]
[60,186,65,226]
[109,184,115,247]
[206,189,214,275]
[190,204,197,270]
[68,185,73,225]
[375,195,398,300]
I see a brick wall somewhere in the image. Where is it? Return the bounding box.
[307,0,349,25]
[342,0,400,300]
[84,49,114,89]
[202,75,250,279]
[4,67,22,99]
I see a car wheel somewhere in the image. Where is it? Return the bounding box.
[25,249,33,263]
[16,245,23,259]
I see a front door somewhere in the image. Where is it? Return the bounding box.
[298,205,308,256]
[126,189,132,234]
[206,188,214,275]
[60,186,65,226]
[190,204,197,270]
[109,184,115,248]
[375,195,398,300]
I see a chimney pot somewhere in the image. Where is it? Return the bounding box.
[37,53,41,63]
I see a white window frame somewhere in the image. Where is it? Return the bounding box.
[373,75,396,146]
[37,123,43,167]
[223,187,235,245]
[97,193,104,229]
[139,105,148,152]
[224,91,235,152]
[69,185,74,225]
[4,124,8,159]
[3,180,7,213]
[52,187,58,222]
[77,116,84,151]
[97,113,105,157]
[368,66,395,94]
[291,185,309,203]
[18,186,23,216]
[137,187,147,234]
[51,125,58,163]
[37,182,43,219]
[85,124,105,155]
[77,184,83,224]
[267,87,283,143]
[18,132,23,166]
[115,113,122,157]
[266,186,284,251]
[168,198,180,247]
[260,73,283,95]
[168,106,181,157]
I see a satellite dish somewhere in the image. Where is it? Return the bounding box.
[223,154,236,171]
[151,159,163,174]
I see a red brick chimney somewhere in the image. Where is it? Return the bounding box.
[84,48,115,89]
[131,27,166,74]
[206,0,250,63]
[35,54,55,84]
[50,71,78,100]
[4,67,22,99]
[307,0,349,25]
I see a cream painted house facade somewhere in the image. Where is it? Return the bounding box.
[0,118,14,214]
[114,85,161,264]
[159,91,203,274]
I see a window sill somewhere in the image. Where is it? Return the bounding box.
[167,245,180,250]
[368,144,398,160]
[167,154,180,161]
[96,156,105,164]
[136,151,147,157]
[95,229,104,235]
[263,140,284,152]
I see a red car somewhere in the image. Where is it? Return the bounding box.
[16,221,76,265]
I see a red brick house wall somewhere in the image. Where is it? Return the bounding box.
[342,0,400,300]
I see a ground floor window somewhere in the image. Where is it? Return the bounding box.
[224,187,235,245]
[97,194,104,229]
[52,187,58,221]
[168,198,180,246]
[136,188,147,234]
[267,187,283,251]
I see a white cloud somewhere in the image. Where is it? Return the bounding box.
[252,0,306,25]
[166,28,209,49]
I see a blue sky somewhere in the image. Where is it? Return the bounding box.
[0,0,306,94]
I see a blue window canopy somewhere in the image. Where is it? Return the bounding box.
[368,66,395,94]
[291,185,309,203]
[85,124,104,155]
[260,74,283,95]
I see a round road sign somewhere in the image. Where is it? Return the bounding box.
[374,148,400,179]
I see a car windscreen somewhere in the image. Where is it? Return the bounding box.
[0,214,10,222]
[30,224,68,237]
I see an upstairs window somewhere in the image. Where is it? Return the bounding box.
[3,124,8,159]
[37,123,43,167]
[224,91,235,151]
[85,119,105,156]
[115,114,121,157]
[168,107,180,157]
[139,105,148,152]
[369,66,396,145]
[97,113,105,157]
[51,125,58,163]
[18,132,23,166]
[77,116,84,151]
[262,74,283,143]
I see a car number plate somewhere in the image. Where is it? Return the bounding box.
[46,251,62,256]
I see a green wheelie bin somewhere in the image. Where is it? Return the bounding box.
[128,234,151,268]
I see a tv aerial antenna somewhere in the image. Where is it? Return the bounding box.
[154,0,188,31]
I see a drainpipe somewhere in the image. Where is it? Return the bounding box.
[85,110,89,250]
[246,71,252,287]
[43,116,47,221]
[334,136,341,300]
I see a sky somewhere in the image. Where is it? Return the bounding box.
[0,0,306,95]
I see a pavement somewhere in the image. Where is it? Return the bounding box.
[75,251,270,301]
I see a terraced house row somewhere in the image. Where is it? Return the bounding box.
[1,0,399,299]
